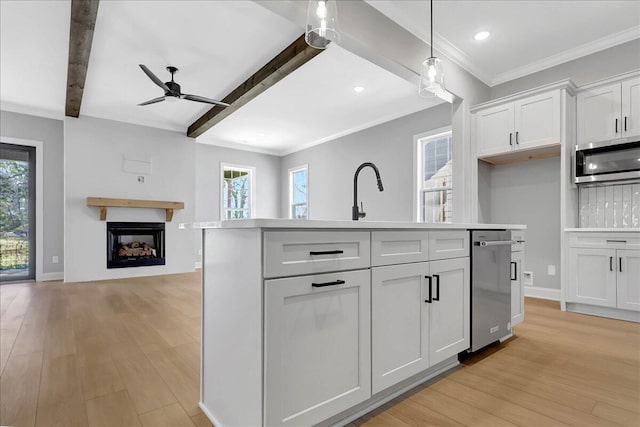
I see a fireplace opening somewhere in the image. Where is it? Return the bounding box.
[107,222,165,268]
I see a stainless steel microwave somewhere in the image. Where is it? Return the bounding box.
[574,138,640,184]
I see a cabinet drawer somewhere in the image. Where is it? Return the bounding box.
[428,230,469,260]
[371,231,429,266]
[511,230,525,252]
[264,231,370,278]
[569,232,640,249]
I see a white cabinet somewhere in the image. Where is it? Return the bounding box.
[510,251,524,326]
[371,257,469,393]
[428,257,470,366]
[475,90,560,159]
[567,232,640,313]
[371,231,429,267]
[577,76,640,145]
[568,248,617,307]
[264,269,371,426]
[616,250,640,312]
[371,263,430,394]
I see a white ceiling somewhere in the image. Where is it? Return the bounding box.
[1,1,639,154]
[366,0,640,86]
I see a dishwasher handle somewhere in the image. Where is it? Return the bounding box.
[474,240,517,247]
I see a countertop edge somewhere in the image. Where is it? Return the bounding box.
[565,228,640,232]
[180,219,527,230]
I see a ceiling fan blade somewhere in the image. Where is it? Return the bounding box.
[139,64,170,92]
[182,94,230,107]
[138,96,166,106]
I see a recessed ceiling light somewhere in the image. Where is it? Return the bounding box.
[473,31,491,41]
[353,86,365,93]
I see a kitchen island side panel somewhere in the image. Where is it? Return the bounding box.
[202,228,263,427]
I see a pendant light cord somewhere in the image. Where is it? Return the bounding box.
[430,0,434,58]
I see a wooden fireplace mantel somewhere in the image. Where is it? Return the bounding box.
[86,197,185,222]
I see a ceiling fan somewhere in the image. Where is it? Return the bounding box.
[137,64,229,107]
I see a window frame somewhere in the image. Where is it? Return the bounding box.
[288,164,309,219]
[220,163,256,220]
[413,126,453,223]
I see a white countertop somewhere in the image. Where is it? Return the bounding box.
[181,218,527,230]
[565,228,640,232]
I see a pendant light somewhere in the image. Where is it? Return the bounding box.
[305,0,340,49]
[419,0,445,97]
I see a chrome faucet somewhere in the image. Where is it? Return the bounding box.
[352,162,384,221]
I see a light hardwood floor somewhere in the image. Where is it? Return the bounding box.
[1,272,639,427]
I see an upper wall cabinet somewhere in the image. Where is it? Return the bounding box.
[577,76,640,146]
[472,85,569,164]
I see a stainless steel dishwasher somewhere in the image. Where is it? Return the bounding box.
[469,230,514,352]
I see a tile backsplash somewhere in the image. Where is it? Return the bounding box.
[579,183,640,228]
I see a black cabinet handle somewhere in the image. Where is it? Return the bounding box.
[619,257,623,273]
[509,132,513,146]
[516,131,519,144]
[433,274,440,301]
[610,256,613,271]
[510,261,517,281]
[615,118,619,133]
[312,279,345,288]
[625,116,628,132]
[309,250,344,256]
[424,276,432,303]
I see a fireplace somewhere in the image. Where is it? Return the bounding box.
[107,222,165,268]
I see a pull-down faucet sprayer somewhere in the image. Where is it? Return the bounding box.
[352,162,384,221]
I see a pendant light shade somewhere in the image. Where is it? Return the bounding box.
[419,0,446,97]
[305,0,340,49]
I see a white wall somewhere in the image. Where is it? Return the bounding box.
[482,157,561,290]
[1,110,64,277]
[280,103,451,221]
[64,116,196,283]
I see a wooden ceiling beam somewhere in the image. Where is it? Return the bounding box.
[187,34,325,139]
[65,0,99,117]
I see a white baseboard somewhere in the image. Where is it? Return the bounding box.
[39,272,64,282]
[524,285,561,301]
[195,261,202,269]
[566,303,640,322]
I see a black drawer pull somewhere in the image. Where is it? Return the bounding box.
[509,132,513,146]
[619,257,623,273]
[615,118,619,133]
[425,276,432,303]
[433,274,440,301]
[606,240,627,243]
[610,256,613,271]
[312,280,345,288]
[511,261,517,281]
[625,116,628,132]
[309,250,344,256]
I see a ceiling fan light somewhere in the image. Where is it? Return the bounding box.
[419,56,445,97]
[305,0,340,49]
[165,95,179,103]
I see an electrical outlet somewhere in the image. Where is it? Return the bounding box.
[523,271,533,286]
[137,176,145,183]
[547,265,556,276]
[52,256,59,264]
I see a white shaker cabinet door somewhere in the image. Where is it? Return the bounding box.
[371,262,430,394]
[514,90,560,151]
[568,248,617,307]
[428,257,470,366]
[621,77,640,139]
[476,103,515,158]
[264,269,371,426]
[511,251,524,326]
[616,249,640,312]
[577,83,621,145]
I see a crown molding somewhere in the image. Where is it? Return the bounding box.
[576,69,640,91]
[432,33,494,87]
[490,26,640,86]
[1,102,64,120]
[195,138,281,156]
[470,79,576,112]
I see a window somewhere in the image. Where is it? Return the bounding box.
[221,164,254,220]
[289,165,308,219]
[415,128,453,223]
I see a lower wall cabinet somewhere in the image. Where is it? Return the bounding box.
[568,247,640,311]
[371,257,470,394]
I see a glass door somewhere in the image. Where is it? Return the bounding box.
[0,143,35,282]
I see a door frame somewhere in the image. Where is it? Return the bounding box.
[0,136,43,281]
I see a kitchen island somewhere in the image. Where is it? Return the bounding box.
[188,219,525,427]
